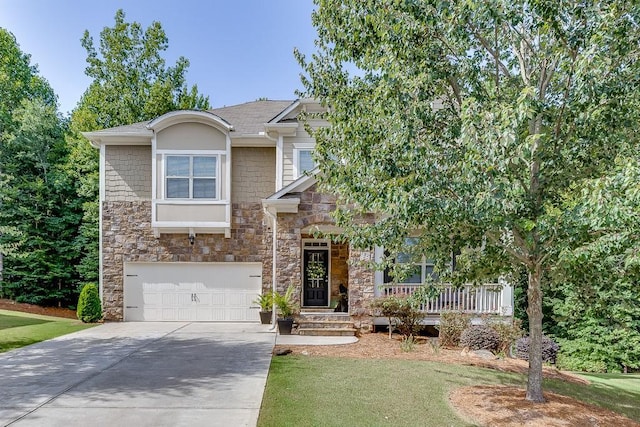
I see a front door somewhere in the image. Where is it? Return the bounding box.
[303,249,329,306]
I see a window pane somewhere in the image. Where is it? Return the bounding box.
[384,265,422,284]
[405,266,422,283]
[166,178,189,198]
[166,156,190,176]
[193,156,216,177]
[298,150,315,174]
[396,252,412,264]
[425,264,439,281]
[193,178,216,198]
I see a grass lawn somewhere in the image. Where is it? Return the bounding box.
[258,356,640,427]
[0,309,96,353]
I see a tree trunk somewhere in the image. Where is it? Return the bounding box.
[526,263,545,402]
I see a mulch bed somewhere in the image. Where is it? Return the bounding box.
[450,385,640,427]
[0,298,77,319]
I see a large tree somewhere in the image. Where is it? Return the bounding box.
[67,9,211,281]
[298,0,640,402]
[0,99,82,306]
[550,161,640,373]
[0,29,56,133]
[0,29,59,293]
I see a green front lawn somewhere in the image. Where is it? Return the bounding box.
[0,309,96,353]
[258,356,640,427]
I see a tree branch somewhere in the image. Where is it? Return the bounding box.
[447,76,462,107]
[470,24,512,77]
[486,230,531,265]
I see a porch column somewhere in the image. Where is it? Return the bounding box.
[500,278,514,316]
[348,247,375,332]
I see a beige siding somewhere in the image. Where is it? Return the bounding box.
[157,122,226,150]
[156,203,226,222]
[282,134,315,187]
[105,146,152,201]
[231,147,276,203]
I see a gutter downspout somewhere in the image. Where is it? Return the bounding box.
[263,207,278,331]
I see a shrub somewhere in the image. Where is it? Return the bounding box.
[515,335,559,364]
[460,325,500,352]
[554,333,640,373]
[400,335,417,352]
[436,311,471,348]
[486,318,524,355]
[370,295,425,338]
[76,283,102,323]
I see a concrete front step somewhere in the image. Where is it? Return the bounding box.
[297,328,357,337]
[298,313,350,321]
[298,320,354,329]
[300,307,336,313]
[296,315,356,336]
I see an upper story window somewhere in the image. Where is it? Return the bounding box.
[293,143,316,179]
[165,155,217,199]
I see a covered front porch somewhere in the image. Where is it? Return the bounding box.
[374,281,514,326]
[261,172,514,334]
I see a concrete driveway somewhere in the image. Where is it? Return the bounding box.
[0,322,275,427]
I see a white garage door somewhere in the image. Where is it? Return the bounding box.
[123,262,262,322]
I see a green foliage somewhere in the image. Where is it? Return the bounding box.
[436,311,471,348]
[487,318,524,356]
[370,294,425,338]
[400,335,417,352]
[77,9,209,130]
[460,325,500,352]
[298,0,640,400]
[0,99,83,306]
[274,285,298,319]
[66,9,211,283]
[547,164,640,373]
[253,292,274,311]
[76,283,102,323]
[0,29,56,133]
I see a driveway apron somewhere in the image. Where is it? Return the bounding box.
[0,322,275,427]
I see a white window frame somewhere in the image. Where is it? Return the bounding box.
[383,238,435,285]
[164,154,219,200]
[292,142,316,179]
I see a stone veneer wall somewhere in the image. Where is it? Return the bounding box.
[101,201,268,320]
[275,184,375,330]
[348,248,375,332]
[330,241,349,300]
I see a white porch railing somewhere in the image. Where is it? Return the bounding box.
[380,282,513,316]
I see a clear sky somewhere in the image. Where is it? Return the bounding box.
[0,0,317,115]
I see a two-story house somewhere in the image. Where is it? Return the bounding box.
[84,99,513,332]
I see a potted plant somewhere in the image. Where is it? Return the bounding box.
[274,285,298,334]
[253,292,274,324]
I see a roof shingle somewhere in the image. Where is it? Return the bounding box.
[85,100,296,136]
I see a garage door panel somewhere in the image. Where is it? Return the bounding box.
[124,262,262,322]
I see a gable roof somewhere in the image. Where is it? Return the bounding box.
[83,100,297,143]
[266,168,319,200]
[209,100,295,135]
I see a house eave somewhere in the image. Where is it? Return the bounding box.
[82,131,154,148]
[261,198,301,214]
[263,122,298,136]
[267,169,319,200]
